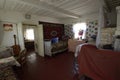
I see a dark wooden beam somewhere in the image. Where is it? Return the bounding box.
[103,0,112,12]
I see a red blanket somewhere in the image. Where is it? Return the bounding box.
[77,44,120,80]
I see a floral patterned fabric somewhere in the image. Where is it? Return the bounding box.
[0,66,17,80]
[51,41,68,54]
[86,20,98,40]
[0,56,19,80]
[0,56,20,68]
[64,24,74,38]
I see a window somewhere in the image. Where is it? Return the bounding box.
[73,22,87,40]
[25,28,34,41]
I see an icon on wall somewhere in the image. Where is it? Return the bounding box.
[51,30,57,36]
[3,24,13,31]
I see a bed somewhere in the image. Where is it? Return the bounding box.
[44,40,68,56]
[76,44,120,80]
[68,39,86,52]
[0,47,20,80]
[0,46,20,68]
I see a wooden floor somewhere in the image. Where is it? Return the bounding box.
[14,51,79,80]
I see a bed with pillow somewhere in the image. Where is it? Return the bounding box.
[76,44,120,80]
[51,40,68,54]
[44,37,68,56]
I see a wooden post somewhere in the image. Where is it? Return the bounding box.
[12,34,21,56]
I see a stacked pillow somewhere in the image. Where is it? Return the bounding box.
[51,37,59,44]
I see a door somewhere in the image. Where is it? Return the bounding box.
[34,24,44,57]
[23,25,35,51]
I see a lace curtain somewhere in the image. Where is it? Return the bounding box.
[96,7,106,47]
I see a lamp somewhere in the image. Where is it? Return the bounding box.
[25,14,31,19]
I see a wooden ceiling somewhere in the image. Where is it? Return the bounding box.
[104,0,120,10]
[0,0,119,19]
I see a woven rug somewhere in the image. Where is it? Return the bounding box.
[0,66,17,80]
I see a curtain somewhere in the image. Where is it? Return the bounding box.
[64,24,74,38]
[96,7,106,47]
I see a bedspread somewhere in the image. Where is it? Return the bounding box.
[0,56,20,68]
[77,44,120,80]
[52,41,68,53]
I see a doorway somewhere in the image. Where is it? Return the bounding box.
[23,24,36,52]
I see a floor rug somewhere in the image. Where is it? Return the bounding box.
[0,66,17,80]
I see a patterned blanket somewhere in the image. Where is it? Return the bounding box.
[0,56,20,80]
[0,66,17,80]
[0,56,20,68]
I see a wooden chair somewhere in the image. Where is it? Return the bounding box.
[15,49,26,65]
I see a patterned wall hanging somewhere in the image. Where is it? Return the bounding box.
[86,20,98,40]
[64,24,74,38]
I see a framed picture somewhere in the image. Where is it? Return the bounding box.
[3,24,13,31]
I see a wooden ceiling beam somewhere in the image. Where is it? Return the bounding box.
[103,0,111,12]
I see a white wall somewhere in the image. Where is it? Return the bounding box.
[35,25,44,57]
[61,12,99,24]
[0,21,18,47]
[82,12,99,21]
[115,6,120,35]
[0,9,61,53]
[17,23,25,50]
[0,22,4,45]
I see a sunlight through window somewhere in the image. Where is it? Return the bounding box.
[73,23,87,40]
[25,29,34,40]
